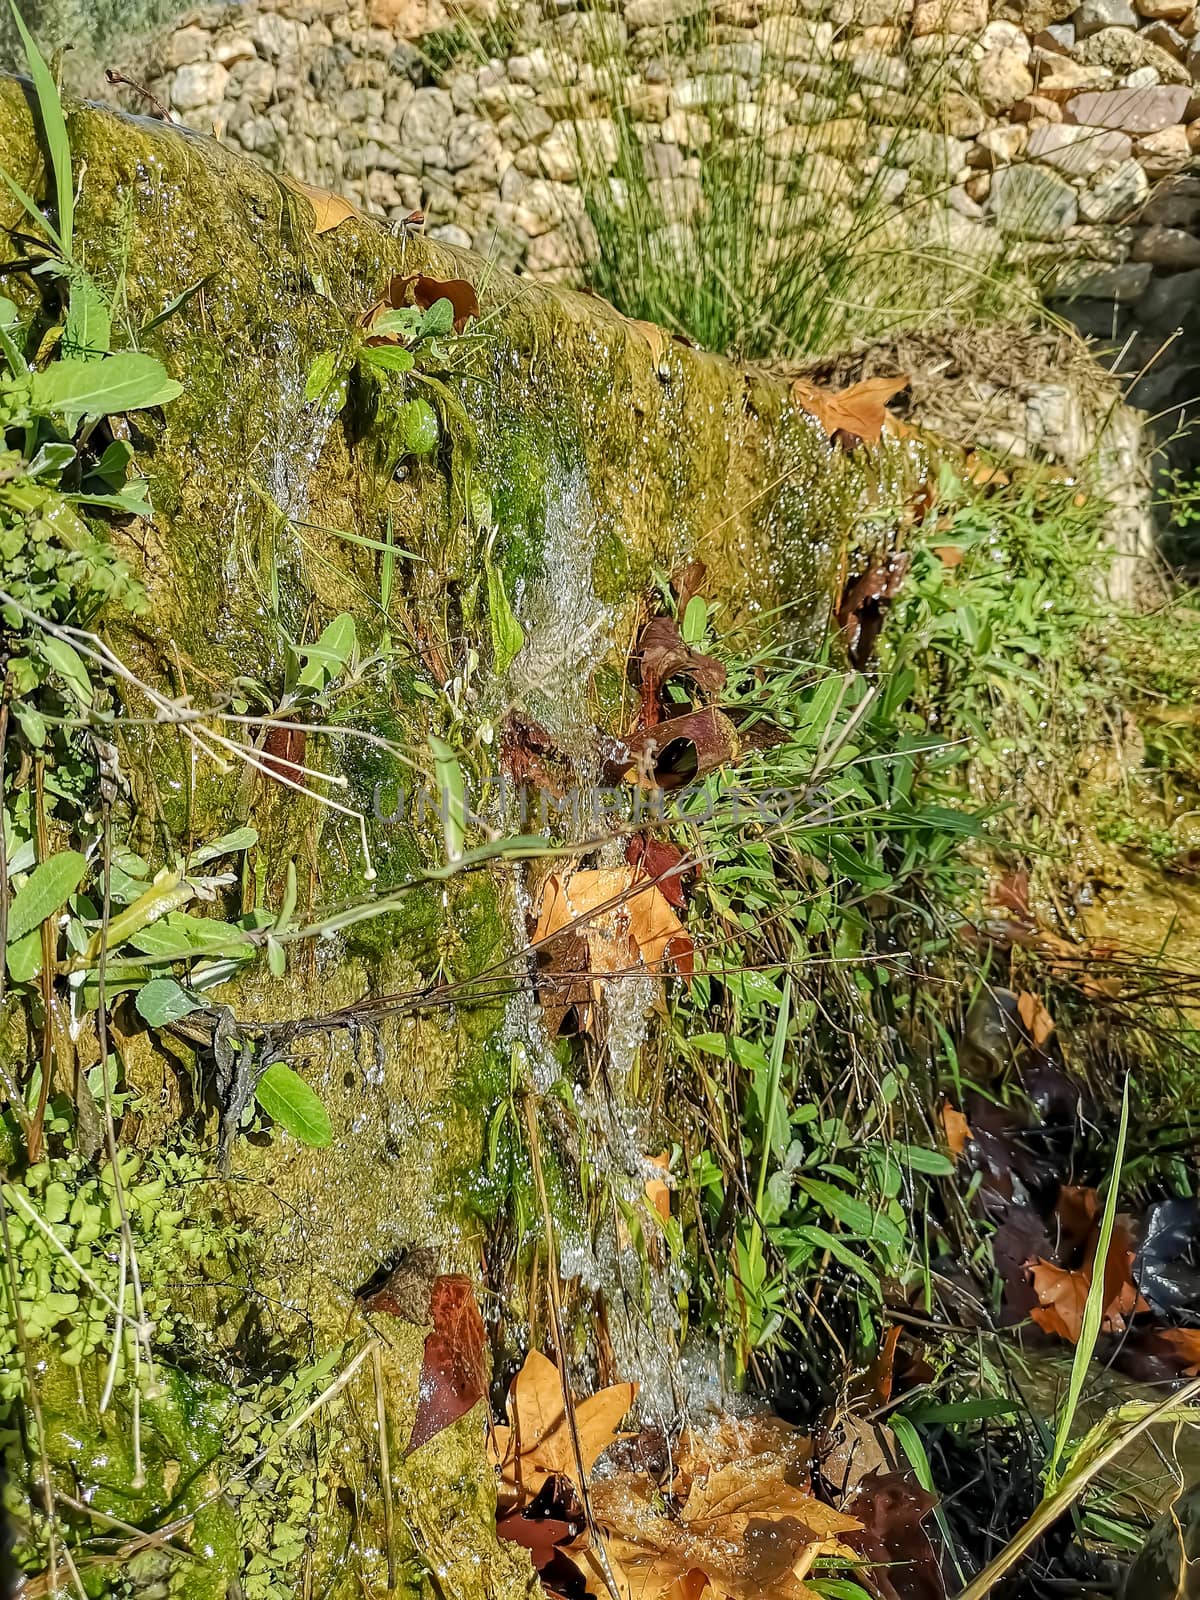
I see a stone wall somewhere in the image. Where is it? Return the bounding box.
[109,0,1200,458]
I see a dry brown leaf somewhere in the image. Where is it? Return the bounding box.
[790,374,910,447]
[531,867,694,1034]
[1016,991,1055,1048]
[629,319,669,366]
[1029,1218,1149,1344]
[941,1105,972,1158]
[489,1349,637,1509]
[287,177,360,235]
[646,1152,671,1224]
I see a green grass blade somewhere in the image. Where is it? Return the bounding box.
[0,158,64,253]
[1044,1075,1131,1488]
[8,0,73,256]
[753,974,791,1219]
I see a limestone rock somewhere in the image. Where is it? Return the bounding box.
[977,45,1036,108]
[760,16,834,55]
[162,25,212,69]
[975,123,1030,162]
[1065,81,1190,124]
[1136,120,1194,167]
[1076,24,1191,79]
[624,0,707,26]
[401,87,455,147]
[170,62,229,111]
[1058,259,1152,296]
[1141,19,1189,56]
[987,162,1079,233]
[1135,0,1194,16]
[660,110,713,148]
[1078,153,1150,215]
[1074,0,1138,36]
[912,0,987,33]
[1027,120,1132,170]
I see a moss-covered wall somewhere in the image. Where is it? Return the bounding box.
[0,73,869,1598]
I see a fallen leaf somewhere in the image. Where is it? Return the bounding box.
[489,1349,637,1509]
[1029,1218,1149,1344]
[845,1471,943,1600]
[500,712,573,795]
[532,866,694,1034]
[287,177,360,235]
[628,318,669,366]
[636,616,726,728]
[962,450,1010,488]
[646,1152,671,1224]
[932,545,964,568]
[940,1105,972,1158]
[625,836,692,910]
[837,555,909,669]
[496,1511,574,1571]
[407,1274,487,1453]
[621,708,739,790]
[397,271,479,332]
[1016,991,1055,1049]
[1116,1326,1200,1382]
[791,374,910,448]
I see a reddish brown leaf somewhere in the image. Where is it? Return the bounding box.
[407,1274,487,1453]
[940,1105,972,1159]
[495,1512,574,1571]
[397,271,479,332]
[625,836,692,909]
[636,615,726,727]
[1053,1186,1100,1258]
[1029,1218,1149,1345]
[990,869,1032,922]
[845,1471,944,1600]
[621,708,739,790]
[791,374,910,448]
[1117,1326,1200,1382]
[867,1325,903,1407]
[837,555,909,669]
[262,724,306,782]
[1016,991,1055,1049]
[500,713,572,795]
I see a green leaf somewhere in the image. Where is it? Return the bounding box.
[0,296,17,329]
[186,827,258,868]
[358,343,414,374]
[266,935,286,979]
[6,927,41,982]
[895,1144,955,1177]
[681,595,708,644]
[129,914,253,961]
[138,273,214,337]
[7,850,87,944]
[371,307,421,340]
[135,978,200,1027]
[419,297,454,338]
[27,440,75,478]
[255,1061,331,1148]
[428,734,467,863]
[7,0,72,254]
[63,270,111,360]
[40,636,92,709]
[304,349,338,403]
[12,702,46,747]
[92,438,133,489]
[31,351,183,425]
[485,559,525,675]
[296,614,355,693]
[796,1176,904,1251]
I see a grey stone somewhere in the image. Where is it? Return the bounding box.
[671,73,750,108]
[976,45,1035,109]
[1136,263,1200,318]
[987,163,1079,234]
[1065,82,1191,126]
[1074,0,1138,36]
[1078,155,1150,217]
[1043,19,1077,43]
[1061,260,1153,297]
[760,16,834,55]
[1132,222,1200,264]
[445,117,503,171]
[1076,26,1191,81]
[880,127,969,175]
[228,57,275,111]
[852,50,910,89]
[170,62,229,111]
[1139,173,1200,223]
[162,25,212,69]
[1027,121,1131,172]
[429,223,473,249]
[401,87,455,148]
[251,13,305,59]
[624,0,706,27]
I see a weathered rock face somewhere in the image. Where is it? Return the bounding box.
[0,71,867,1597]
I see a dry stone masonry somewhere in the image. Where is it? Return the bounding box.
[113,0,1200,433]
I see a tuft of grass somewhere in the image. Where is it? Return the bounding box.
[539,0,1029,357]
